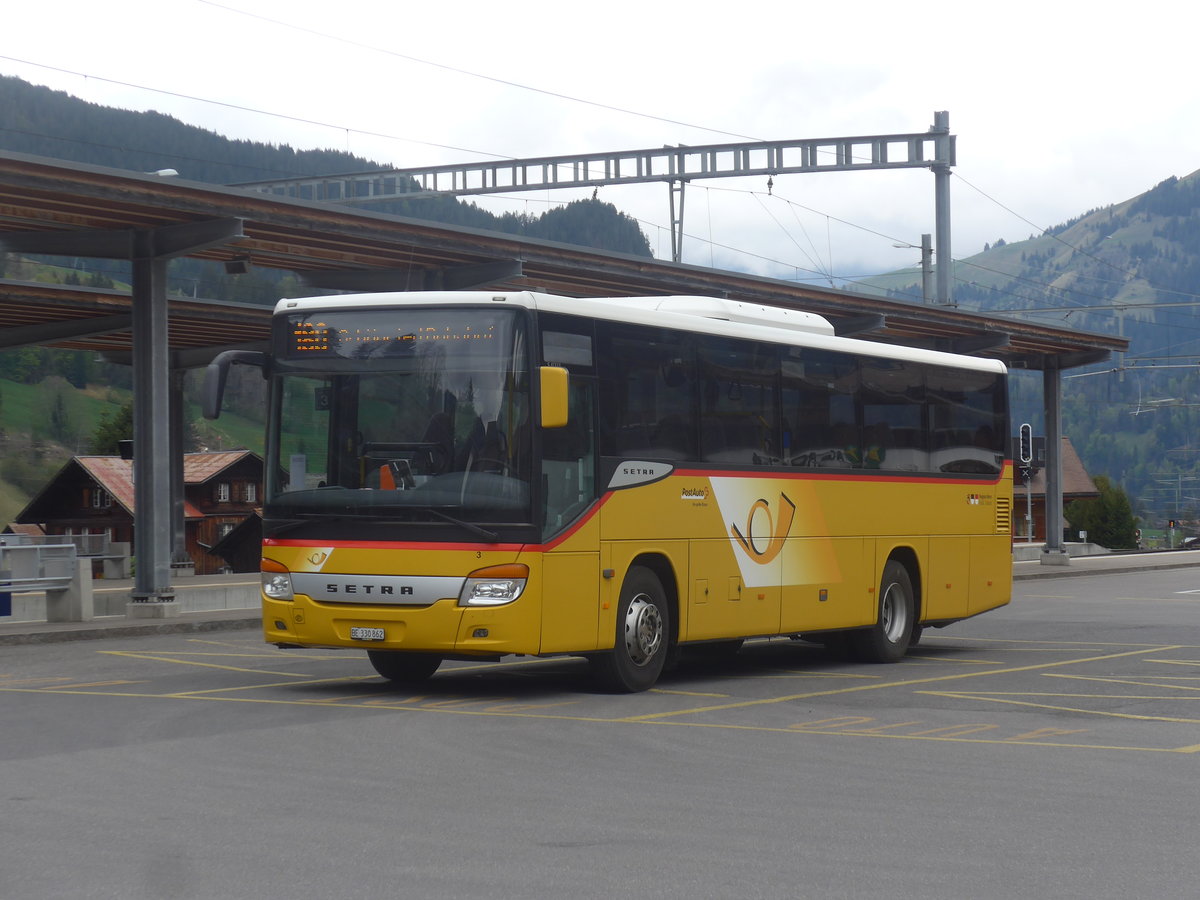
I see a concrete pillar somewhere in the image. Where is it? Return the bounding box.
[103,542,132,580]
[46,558,94,623]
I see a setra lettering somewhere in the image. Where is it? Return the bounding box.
[325,584,404,595]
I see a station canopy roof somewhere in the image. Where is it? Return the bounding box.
[0,151,1127,370]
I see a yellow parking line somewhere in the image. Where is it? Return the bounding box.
[98,650,315,678]
[168,675,377,696]
[1043,673,1200,692]
[56,680,143,689]
[614,646,1181,723]
[925,690,1200,725]
[1144,659,1200,669]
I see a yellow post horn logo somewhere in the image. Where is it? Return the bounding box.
[731,492,796,564]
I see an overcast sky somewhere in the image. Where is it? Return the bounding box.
[4,0,1199,291]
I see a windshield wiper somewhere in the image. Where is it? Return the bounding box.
[269,508,500,542]
[268,512,405,536]
[420,507,500,542]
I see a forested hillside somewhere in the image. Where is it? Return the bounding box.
[868,171,1200,530]
[0,75,652,259]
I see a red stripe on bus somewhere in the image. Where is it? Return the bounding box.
[669,467,1009,487]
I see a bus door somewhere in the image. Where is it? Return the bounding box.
[539,327,602,653]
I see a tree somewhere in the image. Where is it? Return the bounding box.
[48,391,71,443]
[1065,475,1139,549]
[90,402,134,454]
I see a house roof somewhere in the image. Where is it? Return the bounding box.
[75,457,137,514]
[71,450,260,519]
[74,457,200,519]
[3,523,45,536]
[1025,436,1098,498]
[182,449,259,483]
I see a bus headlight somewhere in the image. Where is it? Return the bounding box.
[262,559,294,600]
[459,564,528,607]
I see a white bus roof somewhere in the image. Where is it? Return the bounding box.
[275,291,1006,374]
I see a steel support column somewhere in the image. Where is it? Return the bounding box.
[169,368,191,572]
[931,111,954,307]
[129,251,175,603]
[1041,361,1069,565]
[669,179,687,263]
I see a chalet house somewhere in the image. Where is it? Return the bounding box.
[15,450,262,576]
[1012,435,1099,543]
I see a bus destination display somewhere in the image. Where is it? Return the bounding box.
[285,313,497,358]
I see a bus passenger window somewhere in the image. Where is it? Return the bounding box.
[861,357,927,472]
[697,337,779,465]
[599,326,695,460]
[783,349,860,468]
[927,366,1005,475]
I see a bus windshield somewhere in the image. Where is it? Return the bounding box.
[266,307,533,531]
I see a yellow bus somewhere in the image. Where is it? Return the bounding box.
[204,291,1012,692]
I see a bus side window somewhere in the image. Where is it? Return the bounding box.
[784,349,860,468]
[599,325,695,461]
[697,337,779,465]
[927,367,1005,475]
[861,357,927,472]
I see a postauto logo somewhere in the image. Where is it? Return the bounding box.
[730,492,796,565]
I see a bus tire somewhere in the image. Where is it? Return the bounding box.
[367,650,442,684]
[592,566,670,692]
[851,560,914,663]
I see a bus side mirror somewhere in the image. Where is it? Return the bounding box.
[539,366,569,429]
[203,350,267,419]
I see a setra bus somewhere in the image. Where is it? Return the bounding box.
[203,291,1012,692]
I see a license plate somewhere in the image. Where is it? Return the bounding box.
[350,626,386,641]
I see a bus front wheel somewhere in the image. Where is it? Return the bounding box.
[592,566,670,692]
[367,650,442,684]
[851,560,914,663]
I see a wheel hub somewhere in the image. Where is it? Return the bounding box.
[880,583,907,642]
[623,593,663,666]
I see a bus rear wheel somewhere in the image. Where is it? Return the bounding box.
[592,566,670,693]
[851,560,915,663]
[367,650,442,684]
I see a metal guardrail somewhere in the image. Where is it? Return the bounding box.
[1,532,111,557]
[0,536,78,593]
